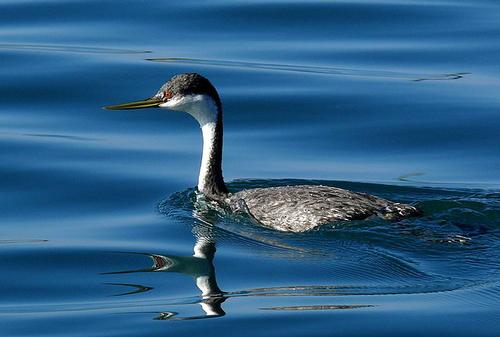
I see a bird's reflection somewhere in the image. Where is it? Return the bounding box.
[105,195,228,320]
[106,193,383,319]
[151,216,227,320]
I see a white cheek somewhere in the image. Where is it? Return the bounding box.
[159,94,218,127]
[159,96,182,109]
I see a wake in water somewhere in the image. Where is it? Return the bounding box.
[139,180,500,320]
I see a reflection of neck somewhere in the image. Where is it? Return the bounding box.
[193,236,216,259]
[192,233,225,317]
[193,236,222,298]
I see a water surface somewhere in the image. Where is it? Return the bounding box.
[1,0,499,336]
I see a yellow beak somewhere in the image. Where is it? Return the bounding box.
[105,97,162,110]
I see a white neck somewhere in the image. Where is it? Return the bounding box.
[198,122,217,193]
[160,94,225,196]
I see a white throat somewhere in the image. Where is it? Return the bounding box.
[160,94,220,193]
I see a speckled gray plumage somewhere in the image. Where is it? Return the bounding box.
[226,185,421,232]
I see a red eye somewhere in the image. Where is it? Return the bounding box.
[164,91,173,100]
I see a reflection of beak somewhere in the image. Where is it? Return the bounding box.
[105,97,162,110]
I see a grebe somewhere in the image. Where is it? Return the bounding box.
[106,73,421,232]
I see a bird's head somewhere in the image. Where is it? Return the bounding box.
[106,73,222,126]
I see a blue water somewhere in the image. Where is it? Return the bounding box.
[1,1,499,336]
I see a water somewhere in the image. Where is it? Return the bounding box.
[1,0,499,336]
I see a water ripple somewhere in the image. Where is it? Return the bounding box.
[0,43,151,54]
[146,57,468,81]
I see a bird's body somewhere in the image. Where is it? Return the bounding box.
[107,73,421,232]
[227,185,419,232]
